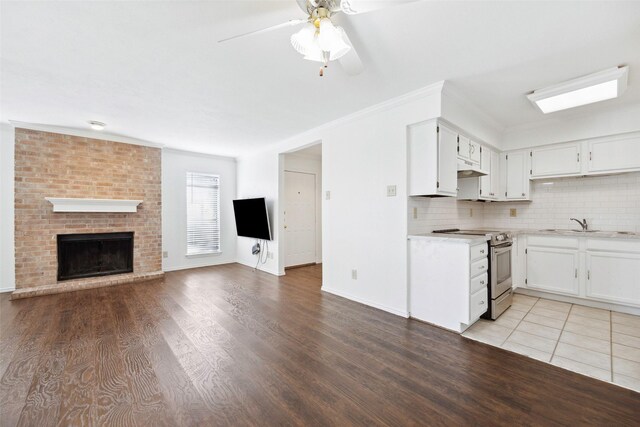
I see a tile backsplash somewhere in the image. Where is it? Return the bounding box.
[409,172,640,234]
[484,172,640,233]
[408,197,484,234]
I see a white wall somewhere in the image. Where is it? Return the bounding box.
[162,148,237,271]
[0,124,15,292]
[283,152,322,264]
[235,149,281,275]
[502,103,640,150]
[235,82,450,316]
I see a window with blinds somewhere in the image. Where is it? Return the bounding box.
[186,172,220,256]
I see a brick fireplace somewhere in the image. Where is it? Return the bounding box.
[12,128,163,299]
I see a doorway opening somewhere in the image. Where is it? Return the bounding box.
[283,143,322,270]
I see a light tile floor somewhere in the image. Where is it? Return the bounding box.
[462,294,640,393]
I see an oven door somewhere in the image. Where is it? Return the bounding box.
[491,243,512,297]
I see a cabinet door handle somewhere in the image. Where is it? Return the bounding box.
[479,301,485,305]
[575,268,577,278]
[588,270,590,280]
[480,281,485,285]
[522,193,525,197]
[480,250,485,254]
[577,153,580,162]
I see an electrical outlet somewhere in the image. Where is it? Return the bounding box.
[325,190,331,200]
[351,269,357,280]
[387,185,397,197]
[510,208,517,217]
[267,251,274,259]
[162,251,168,258]
[469,208,473,217]
[413,207,418,219]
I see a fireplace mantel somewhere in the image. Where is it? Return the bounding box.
[45,197,143,213]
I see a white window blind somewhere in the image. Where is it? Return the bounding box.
[186,172,220,256]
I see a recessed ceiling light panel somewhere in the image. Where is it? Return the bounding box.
[527,66,628,114]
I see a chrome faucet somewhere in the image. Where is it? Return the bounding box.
[570,218,588,231]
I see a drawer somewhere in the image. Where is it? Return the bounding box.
[470,257,488,277]
[470,288,488,321]
[470,272,488,294]
[470,243,488,261]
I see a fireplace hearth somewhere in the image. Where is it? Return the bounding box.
[57,232,134,281]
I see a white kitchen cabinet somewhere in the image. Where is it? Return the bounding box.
[521,235,640,309]
[409,236,489,333]
[526,245,580,296]
[457,135,471,162]
[469,139,481,164]
[479,147,499,200]
[502,150,530,200]
[530,142,581,178]
[408,121,458,197]
[586,133,640,175]
[586,251,640,306]
[458,145,499,201]
[457,135,480,165]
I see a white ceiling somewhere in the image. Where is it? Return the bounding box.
[2,1,639,157]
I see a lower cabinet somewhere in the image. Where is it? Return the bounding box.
[526,246,580,296]
[523,235,640,308]
[409,237,489,333]
[586,251,640,306]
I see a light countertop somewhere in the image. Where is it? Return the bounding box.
[407,233,490,244]
[503,228,640,240]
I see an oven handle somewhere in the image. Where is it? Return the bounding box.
[493,244,512,254]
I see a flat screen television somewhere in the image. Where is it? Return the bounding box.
[233,197,272,241]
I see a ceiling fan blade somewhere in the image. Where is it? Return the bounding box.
[218,18,307,43]
[338,32,364,76]
[340,0,420,15]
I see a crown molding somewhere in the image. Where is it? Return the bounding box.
[8,120,164,149]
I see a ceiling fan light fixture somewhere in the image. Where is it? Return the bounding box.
[290,18,351,64]
[290,23,317,55]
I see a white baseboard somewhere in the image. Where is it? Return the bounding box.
[515,288,640,316]
[321,286,409,318]
[163,260,235,272]
[236,260,283,276]
[0,287,15,293]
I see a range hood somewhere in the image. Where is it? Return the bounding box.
[457,160,488,178]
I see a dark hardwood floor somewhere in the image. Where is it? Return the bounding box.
[1,263,639,426]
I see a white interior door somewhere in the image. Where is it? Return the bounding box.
[284,171,316,267]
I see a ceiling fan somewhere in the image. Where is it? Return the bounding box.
[218,0,419,77]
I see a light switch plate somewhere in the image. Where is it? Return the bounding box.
[387,185,397,197]
[351,269,357,280]
[162,251,168,258]
[325,190,331,200]
[510,208,517,217]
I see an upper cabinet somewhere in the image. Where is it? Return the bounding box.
[408,121,458,197]
[457,136,481,165]
[502,150,531,200]
[530,142,581,179]
[458,145,499,201]
[586,133,640,175]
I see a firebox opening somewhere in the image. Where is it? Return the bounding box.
[57,232,134,281]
